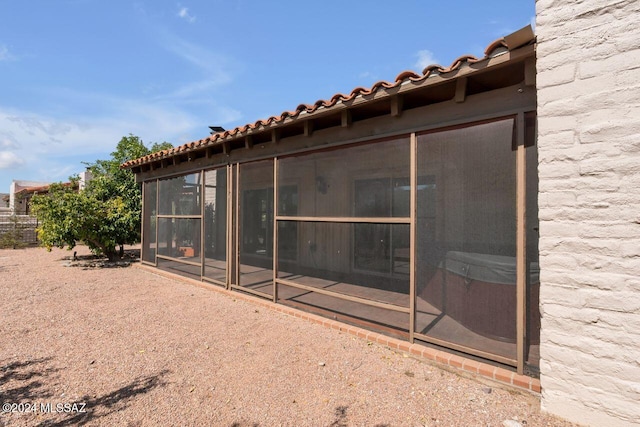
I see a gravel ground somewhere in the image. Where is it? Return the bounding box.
[0,245,576,427]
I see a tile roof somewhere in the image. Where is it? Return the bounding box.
[15,182,76,196]
[123,25,534,169]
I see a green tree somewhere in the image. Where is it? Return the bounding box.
[31,135,172,261]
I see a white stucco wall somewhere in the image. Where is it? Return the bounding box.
[536,0,640,426]
[9,180,51,214]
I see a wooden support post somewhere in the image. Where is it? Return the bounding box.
[154,179,159,267]
[226,165,231,289]
[391,95,403,117]
[173,156,181,166]
[200,170,205,279]
[273,158,278,303]
[304,120,314,137]
[235,164,240,286]
[409,132,417,343]
[223,140,230,155]
[516,112,527,375]
[455,77,468,103]
[140,182,146,263]
[206,147,214,158]
[341,110,352,128]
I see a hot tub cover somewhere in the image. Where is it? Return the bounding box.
[444,251,540,285]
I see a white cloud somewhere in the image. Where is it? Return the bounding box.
[0,132,18,149]
[0,99,199,188]
[162,35,231,81]
[0,151,24,169]
[0,97,196,158]
[0,44,16,62]
[156,31,237,101]
[156,79,229,101]
[415,49,439,71]
[177,6,196,23]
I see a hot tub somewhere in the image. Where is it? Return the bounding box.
[422,251,540,344]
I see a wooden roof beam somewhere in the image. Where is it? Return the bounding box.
[455,77,468,103]
[341,110,352,128]
[271,128,281,144]
[525,57,536,87]
[304,120,314,137]
[391,95,403,117]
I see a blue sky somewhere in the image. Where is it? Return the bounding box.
[0,0,534,192]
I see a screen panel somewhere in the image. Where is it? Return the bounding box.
[204,168,227,284]
[277,137,410,218]
[416,118,518,361]
[142,180,157,263]
[158,173,202,216]
[238,160,275,296]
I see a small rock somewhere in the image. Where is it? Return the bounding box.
[502,420,522,427]
[89,360,95,365]
[318,362,326,367]
[482,387,492,394]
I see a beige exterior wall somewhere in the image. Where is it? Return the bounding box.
[9,180,50,215]
[536,0,640,425]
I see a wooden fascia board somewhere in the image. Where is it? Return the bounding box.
[127,44,535,170]
[302,44,535,114]
[132,82,535,182]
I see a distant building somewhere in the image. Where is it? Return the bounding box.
[78,169,93,191]
[0,193,10,214]
[9,180,52,215]
[6,169,93,215]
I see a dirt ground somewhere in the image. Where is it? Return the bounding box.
[0,245,576,426]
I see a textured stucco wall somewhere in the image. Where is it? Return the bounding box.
[536,0,640,426]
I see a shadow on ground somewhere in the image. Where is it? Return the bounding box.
[1,357,60,402]
[55,248,141,269]
[0,357,169,426]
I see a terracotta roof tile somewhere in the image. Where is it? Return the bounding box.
[122,26,534,169]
